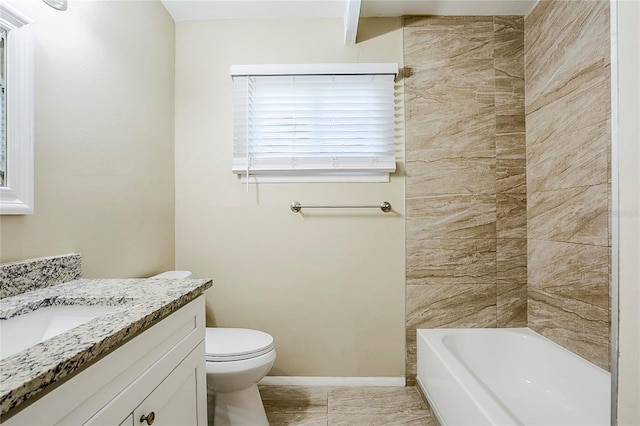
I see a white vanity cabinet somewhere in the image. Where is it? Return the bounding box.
[2,296,208,426]
[129,349,200,426]
[90,342,203,426]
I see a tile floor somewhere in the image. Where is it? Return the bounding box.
[259,385,438,426]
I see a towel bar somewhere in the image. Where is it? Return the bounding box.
[290,201,392,213]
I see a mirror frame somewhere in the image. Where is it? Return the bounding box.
[0,2,33,215]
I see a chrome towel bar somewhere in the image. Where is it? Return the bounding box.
[290,201,392,213]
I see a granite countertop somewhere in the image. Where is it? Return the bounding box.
[0,277,212,416]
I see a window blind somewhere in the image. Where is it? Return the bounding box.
[231,64,397,182]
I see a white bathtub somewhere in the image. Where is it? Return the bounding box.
[416,328,610,426]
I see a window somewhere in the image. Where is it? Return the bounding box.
[231,63,398,183]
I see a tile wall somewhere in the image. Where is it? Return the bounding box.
[404,0,611,380]
[404,16,526,383]
[525,0,611,370]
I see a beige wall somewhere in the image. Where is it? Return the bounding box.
[174,18,406,377]
[0,0,176,278]
[617,0,640,422]
[403,16,526,384]
[525,0,611,370]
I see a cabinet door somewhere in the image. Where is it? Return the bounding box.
[118,414,134,426]
[133,345,205,426]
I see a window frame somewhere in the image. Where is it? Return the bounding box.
[0,2,34,215]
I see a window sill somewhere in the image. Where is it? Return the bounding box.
[237,172,391,183]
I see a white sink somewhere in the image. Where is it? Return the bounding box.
[0,305,117,360]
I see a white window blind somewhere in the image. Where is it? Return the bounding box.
[231,63,398,182]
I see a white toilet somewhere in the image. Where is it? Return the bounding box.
[151,271,276,426]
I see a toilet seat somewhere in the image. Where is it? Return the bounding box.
[206,328,274,362]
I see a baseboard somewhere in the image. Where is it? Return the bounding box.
[259,376,406,387]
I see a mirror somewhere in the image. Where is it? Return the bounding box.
[0,2,33,214]
[1,27,5,187]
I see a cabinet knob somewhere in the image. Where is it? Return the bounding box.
[140,412,155,425]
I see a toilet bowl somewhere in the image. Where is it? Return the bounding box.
[150,271,275,426]
[205,328,276,426]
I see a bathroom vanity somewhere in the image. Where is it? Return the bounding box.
[0,254,212,425]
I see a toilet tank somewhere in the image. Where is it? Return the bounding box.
[150,271,192,279]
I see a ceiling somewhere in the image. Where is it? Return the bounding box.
[161,0,538,22]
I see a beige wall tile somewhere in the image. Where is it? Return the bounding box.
[406,238,496,286]
[497,238,527,327]
[525,0,609,113]
[496,159,526,193]
[494,75,525,117]
[404,14,526,379]
[405,64,495,150]
[526,0,610,369]
[527,184,609,246]
[405,329,418,383]
[496,193,527,238]
[497,282,527,327]
[405,0,611,377]
[404,18,493,65]
[405,58,496,87]
[526,64,609,136]
[496,114,526,135]
[406,158,495,196]
[527,119,609,192]
[493,16,525,78]
[407,195,496,239]
[528,292,610,370]
[405,122,495,159]
[406,280,498,378]
[406,284,498,330]
[528,239,609,309]
[497,238,527,282]
[494,15,525,128]
[496,133,526,160]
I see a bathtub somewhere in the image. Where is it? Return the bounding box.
[416,328,610,426]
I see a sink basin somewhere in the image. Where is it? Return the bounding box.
[0,305,117,360]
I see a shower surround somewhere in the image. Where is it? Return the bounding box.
[405,0,611,383]
[404,15,527,384]
[525,0,611,370]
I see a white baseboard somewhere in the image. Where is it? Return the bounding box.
[258,376,406,387]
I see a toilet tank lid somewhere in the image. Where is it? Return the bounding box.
[150,270,192,279]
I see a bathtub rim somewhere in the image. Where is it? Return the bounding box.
[417,328,523,425]
[416,327,611,426]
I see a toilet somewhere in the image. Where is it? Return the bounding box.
[151,271,276,426]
